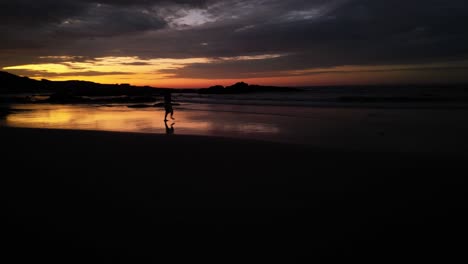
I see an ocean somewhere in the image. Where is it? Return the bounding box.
[1,86,468,156]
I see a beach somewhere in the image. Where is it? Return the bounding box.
[3,99,468,156]
[2,0,468,261]
[1,126,467,263]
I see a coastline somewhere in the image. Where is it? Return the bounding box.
[3,102,468,157]
[1,127,467,262]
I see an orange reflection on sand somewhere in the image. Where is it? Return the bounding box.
[4,103,284,141]
[5,104,213,134]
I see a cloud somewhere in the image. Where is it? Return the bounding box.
[17,70,134,78]
[53,5,167,38]
[0,0,210,49]
[3,54,287,79]
[1,0,468,84]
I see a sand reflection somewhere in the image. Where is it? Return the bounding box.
[4,104,281,138]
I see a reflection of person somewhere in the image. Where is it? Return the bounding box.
[163,91,174,121]
[164,120,175,135]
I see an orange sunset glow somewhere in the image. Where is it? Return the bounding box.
[4,56,468,88]
[1,0,467,88]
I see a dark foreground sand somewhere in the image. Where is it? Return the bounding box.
[1,127,467,263]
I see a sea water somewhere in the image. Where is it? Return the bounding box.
[1,86,468,155]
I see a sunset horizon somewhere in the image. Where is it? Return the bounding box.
[2,1,468,88]
[4,64,468,89]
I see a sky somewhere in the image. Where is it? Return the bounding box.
[1,0,468,88]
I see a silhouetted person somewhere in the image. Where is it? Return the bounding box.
[163,91,174,121]
[164,120,175,135]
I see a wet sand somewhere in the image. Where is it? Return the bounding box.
[4,103,468,156]
[1,127,467,263]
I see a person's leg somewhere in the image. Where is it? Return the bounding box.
[164,111,168,121]
[170,110,174,119]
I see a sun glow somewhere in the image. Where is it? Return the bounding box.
[4,56,211,76]
[4,56,468,88]
[3,54,287,87]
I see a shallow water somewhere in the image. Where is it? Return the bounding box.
[1,103,283,137]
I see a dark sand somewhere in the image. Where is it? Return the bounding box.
[1,127,467,263]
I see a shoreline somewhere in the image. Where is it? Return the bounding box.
[3,103,468,157]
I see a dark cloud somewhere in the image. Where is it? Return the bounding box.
[81,0,209,6]
[167,0,468,77]
[121,62,153,66]
[0,1,165,48]
[0,0,209,26]
[163,58,468,79]
[52,6,166,38]
[1,0,468,81]
[0,1,86,26]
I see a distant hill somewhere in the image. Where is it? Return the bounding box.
[0,71,165,96]
[0,71,47,94]
[198,82,303,94]
[1,71,302,105]
[1,71,302,96]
